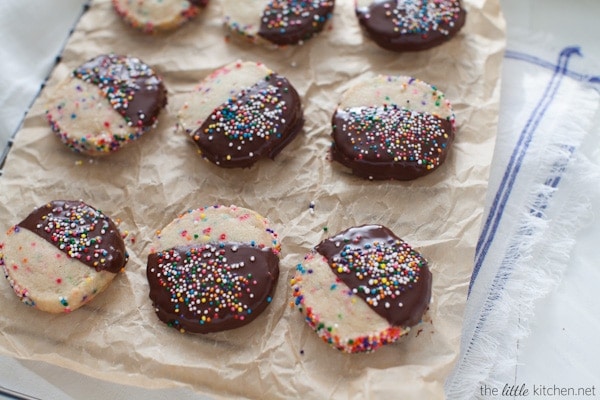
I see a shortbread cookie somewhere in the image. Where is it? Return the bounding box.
[46,54,167,156]
[291,225,431,353]
[355,0,467,52]
[331,75,456,180]
[147,205,281,333]
[178,60,304,168]
[222,0,335,46]
[112,0,209,34]
[0,200,128,313]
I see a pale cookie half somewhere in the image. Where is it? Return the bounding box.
[291,225,431,353]
[0,200,128,313]
[222,0,335,46]
[331,75,456,180]
[46,54,167,156]
[177,60,304,168]
[147,204,281,333]
[112,0,209,34]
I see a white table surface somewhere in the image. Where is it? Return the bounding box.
[1,1,599,399]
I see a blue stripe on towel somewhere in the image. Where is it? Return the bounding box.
[465,144,577,357]
[505,50,600,85]
[468,47,583,294]
[530,145,575,219]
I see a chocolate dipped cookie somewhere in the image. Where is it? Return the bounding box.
[113,0,209,34]
[0,200,128,313]
[45,54,167,156]
[222,0,335,46]
[147,205,281,334]
[330,74,456,180]
[178,60,304,168]
[291,225,431,353]
[355,0,467,52]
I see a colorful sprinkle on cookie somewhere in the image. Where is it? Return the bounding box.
[147,205,280,333]
[112,0,209,34]
[355,0,467,52]
[331,75,456,180]
[46,54,167,156]
[291,225,431,353]
[222,0,335,46]
[178,60,303,168]
[0,200,128,313]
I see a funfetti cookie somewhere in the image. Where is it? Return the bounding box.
[147,205,281,334]
[112,0,209,34]
[45,54,167,156]
[0,200,128,313]
[222,0,335,46]
[355,0,467,52]
[291,225,432,353]
[330,75,456,180]
[178,60,304,168]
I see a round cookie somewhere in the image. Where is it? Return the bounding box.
[355,0,467,52]
[45,54,167,156]
[178,60,304,168]
[291,225,431,353]
[330,75,456,180]
[222,0,335,46]
[147,205,281,334]
[112,0,209,34]
[0,200,128,313]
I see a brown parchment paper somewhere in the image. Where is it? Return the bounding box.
[0,0,505,398]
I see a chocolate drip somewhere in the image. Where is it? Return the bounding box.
[17,200,127,273]
[331,104,454,180]
[258,0,335,45]
[192,73,303,168]
[74,54,167,129]
[147,243,280,333]
[356,0,466,52]
[315,225,431,327]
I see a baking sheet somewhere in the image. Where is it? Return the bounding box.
[0,0,505,398]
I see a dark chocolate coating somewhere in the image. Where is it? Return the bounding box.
[331,104,454,180]
[147,242,280,333]
[315,225,431,327]
[188,0,209,7]
[258,0,335,45]
[356,0,466,52]
[192,73,304,168]
[17,200,128,273]
[74,54,167,129]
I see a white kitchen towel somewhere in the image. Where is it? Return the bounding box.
[446,30,600,399]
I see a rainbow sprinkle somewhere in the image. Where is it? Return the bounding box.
[360,0,463,36]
